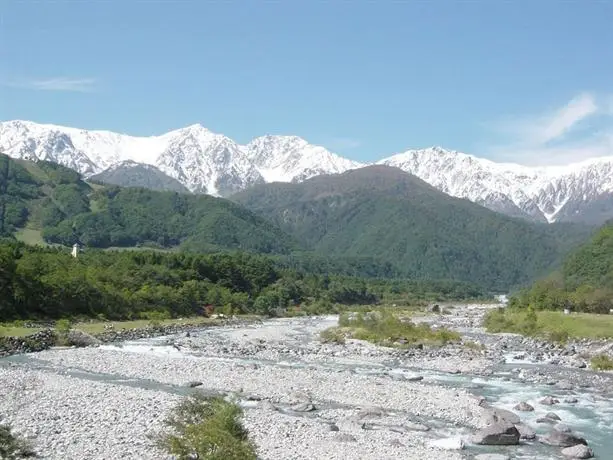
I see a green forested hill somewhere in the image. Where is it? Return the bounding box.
[510,222,613,313]
[232,166,591,291]
[0,154,297,254]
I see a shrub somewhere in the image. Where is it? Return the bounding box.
[157,394,257,460]
[0,424,37,459]
[590,354,613,371]
[54,319,71,335]
[319,327,346,344]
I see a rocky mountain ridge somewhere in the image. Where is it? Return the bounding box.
[1,119,612,223]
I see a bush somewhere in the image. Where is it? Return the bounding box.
[337,310,460,347]
[157,394,257,460]
[54,319,71,335]
[590,354,613,371]
[0,424,37,459]
[319,327,346,344]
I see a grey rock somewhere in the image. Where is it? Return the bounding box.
[564,397,579,403]
[327,424,339,432]
[515,423,536,440]
[481,407,521,425]
[554,423,573,433]
[291,402,316,412]
[561,444,594,459]
[66,330,101,348]
[542,429,588,447]
[472,421,520,445]
[540,396,560,405]
[514,401,534,411]
[545,412,561,421]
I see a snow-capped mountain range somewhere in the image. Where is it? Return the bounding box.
[1,119,613,224]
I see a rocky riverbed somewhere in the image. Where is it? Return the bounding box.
[1,304,612,459]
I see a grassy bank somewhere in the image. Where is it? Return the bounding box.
[483,308,613,341]
[320,310,460,347]
[0,316,227,339]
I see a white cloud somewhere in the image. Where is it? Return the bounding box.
[327,137,362,151]
[486,93,613,166]
[5,77,97,92]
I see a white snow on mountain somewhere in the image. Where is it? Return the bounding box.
[1,119,613,223]
[245,135,364,183]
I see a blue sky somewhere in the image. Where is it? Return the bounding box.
[1,0,612,165]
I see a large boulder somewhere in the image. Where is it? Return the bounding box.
[472,421,520,445]
[542,429,588,448]
[515,422,536,440]
[480,407,520,425]
[561,444,594,459]
[66,329,101,347]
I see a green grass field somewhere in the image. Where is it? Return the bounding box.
[484,308,613,340]
[0,316,221,338]
[14,228,47,246]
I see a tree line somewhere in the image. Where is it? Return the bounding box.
[0,240,487,322]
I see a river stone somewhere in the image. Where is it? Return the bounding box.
[545,412,561,421]
[542,429,588,447]
[514,401,535,411]
[481,407,521,425]
[474,455,511,460]
[66,330,101,347]
[540,396,560,405]
[564,397,579,403]
[515,422,536,440]
[291,402,315,412]
[554,424,573,433]
[561,444,594,459]
[472,421,520,445]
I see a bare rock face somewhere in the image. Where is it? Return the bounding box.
[472,421,520,445]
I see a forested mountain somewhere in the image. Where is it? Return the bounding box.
[0,154,296,254]
[510,222,613,313]
[232,166,591,291]
[89,160,189,193]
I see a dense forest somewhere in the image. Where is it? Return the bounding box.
[0,240,486,322]
[232,166,591,291]
[509,222,613,313]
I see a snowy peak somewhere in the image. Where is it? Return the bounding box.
[2,119,613,224]
[246,135,364,183]
[379,146,613,223]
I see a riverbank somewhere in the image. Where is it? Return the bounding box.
[0,315,258,357]
[1,305,612,459]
